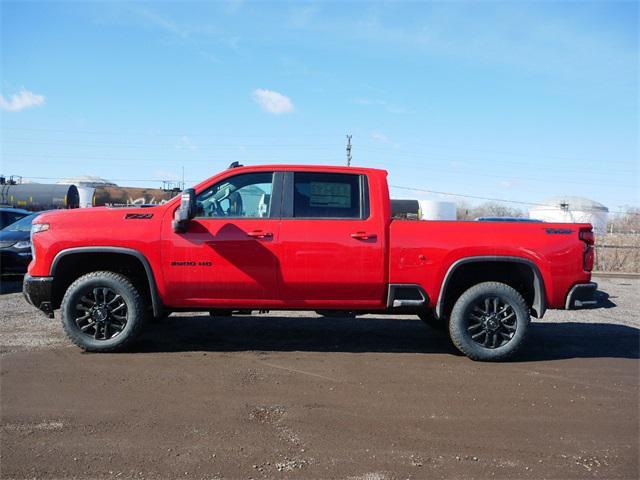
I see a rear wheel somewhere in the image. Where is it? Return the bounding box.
[61,271,145,352]
[449,282,529,361]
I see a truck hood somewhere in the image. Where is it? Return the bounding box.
[33,205,166,225]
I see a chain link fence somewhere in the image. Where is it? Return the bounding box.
[594,233,640,273]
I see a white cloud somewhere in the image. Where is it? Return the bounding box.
[175,135,197,150]
[252,88,295,114]
[371,132,390,144]
[449,161,468,170]
[130,5,188,38]
[289,4,320,28]
[352,97,409,114]
[371,131,400,148]
[0,88,46,112]
[498,178,521,189]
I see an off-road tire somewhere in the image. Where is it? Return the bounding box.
[61,271,146,352]
[449,282,530,362]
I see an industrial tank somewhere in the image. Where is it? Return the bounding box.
[57,176,176,207]
[529,196,609,234]
[418,200,457,221]
[0,183,80,210]
[92,186,178,206]
[390,199,457,221]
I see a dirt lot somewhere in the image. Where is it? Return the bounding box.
[1,276,638,479]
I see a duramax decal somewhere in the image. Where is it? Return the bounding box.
[170,261,213,267]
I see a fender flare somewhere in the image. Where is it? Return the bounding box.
[50,246,162,317]
[435,256,547,319]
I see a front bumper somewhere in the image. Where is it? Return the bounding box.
[23,274,54,318]
[565,282,599,309]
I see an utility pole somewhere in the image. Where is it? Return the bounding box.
[346,134,352,166]
[181,166,185,190]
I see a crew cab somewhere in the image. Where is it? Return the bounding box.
[23,164,599,361]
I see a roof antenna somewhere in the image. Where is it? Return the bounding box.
[228,161,243,169]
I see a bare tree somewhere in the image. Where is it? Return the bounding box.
[456,201,525,220]
[607,207,640,234]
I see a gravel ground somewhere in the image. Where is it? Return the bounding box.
[1,275,638,479]
[1,276,637,354]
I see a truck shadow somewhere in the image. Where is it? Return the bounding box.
[135,315,639,361]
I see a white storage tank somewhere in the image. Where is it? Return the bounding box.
[418,200,457,221]
[528,196,608,234]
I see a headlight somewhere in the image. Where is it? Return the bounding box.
[14,240,31,249]
[31,223,50,235]
[30,223,49,262]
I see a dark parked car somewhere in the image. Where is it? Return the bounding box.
[0,212,40,274]
[0,207,30,229]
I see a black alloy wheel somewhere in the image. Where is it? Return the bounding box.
[466,296,517,349]
[74,287,128,341]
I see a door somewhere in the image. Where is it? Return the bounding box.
[278,171,386,308]
[161,171,282,308]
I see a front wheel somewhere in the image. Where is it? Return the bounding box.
[61,271,146,352]
[449,282,530,361]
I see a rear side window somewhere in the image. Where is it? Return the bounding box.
[293,172,363,219]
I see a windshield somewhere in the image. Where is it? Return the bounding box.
[2,213,38,232]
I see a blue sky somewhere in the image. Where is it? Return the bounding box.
[1,0,638,211]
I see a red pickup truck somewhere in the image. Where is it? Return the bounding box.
[24,164,598,361]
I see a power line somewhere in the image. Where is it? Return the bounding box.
[388,185,640,216]
[3,125,635,167]
[0,126,338,139]
[21,175,199,183]
[3,138,340,150]
[4,151,635,189]
[389,185,548,207]
[357,145,638,174]
[13,175,639,215]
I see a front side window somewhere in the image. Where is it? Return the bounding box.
[293,172,362,218]
[196,172,274,218]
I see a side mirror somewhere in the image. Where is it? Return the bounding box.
[172,188,196,233]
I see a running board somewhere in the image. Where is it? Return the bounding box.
[387,284,429,309]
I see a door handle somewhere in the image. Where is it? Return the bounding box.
[246,230,273,239]
[350,231,377,240]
